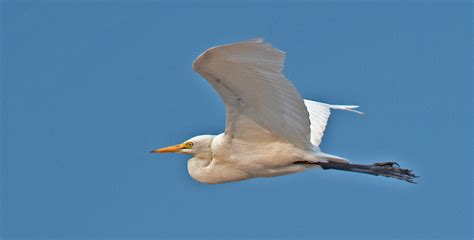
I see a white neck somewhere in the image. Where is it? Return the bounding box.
[188,158,250,184]
[186,134,250,184]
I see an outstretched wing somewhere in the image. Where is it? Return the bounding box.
[192,39,312,149]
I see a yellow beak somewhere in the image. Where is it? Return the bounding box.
[150,143,185,153]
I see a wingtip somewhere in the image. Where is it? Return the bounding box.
[347,106,364,115]
[351,109,365,115]
[341,106,365,115]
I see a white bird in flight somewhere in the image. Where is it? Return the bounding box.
[151,39,416,184]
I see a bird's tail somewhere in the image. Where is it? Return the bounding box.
[317,161,418,183]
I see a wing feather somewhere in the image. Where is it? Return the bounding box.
[304,99,363,147]
[193,39,312,149]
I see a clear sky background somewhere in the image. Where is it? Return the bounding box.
[1,1,472,239]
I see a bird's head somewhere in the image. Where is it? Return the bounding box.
[150,135,214,159]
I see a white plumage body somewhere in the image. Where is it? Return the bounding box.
[187,133,315,184]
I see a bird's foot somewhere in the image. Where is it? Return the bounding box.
[371,161,418,183]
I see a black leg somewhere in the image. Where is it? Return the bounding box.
[317,161,418,183]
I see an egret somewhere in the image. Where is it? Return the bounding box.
[151,39,417,184]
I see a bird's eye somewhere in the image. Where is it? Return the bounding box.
[186,142,194,148]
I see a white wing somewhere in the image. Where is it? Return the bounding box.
[193,39,312,149]
[304,99,363,147]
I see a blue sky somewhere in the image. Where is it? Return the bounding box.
[1,1,472,239]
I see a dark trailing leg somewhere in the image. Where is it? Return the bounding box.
[319,161,418,183]
[294,160,418,183]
